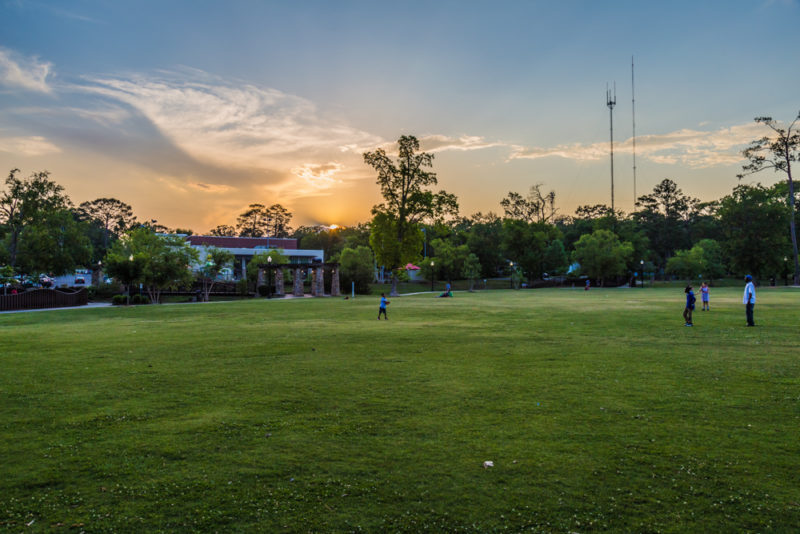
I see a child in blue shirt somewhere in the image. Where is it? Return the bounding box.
[378,293,390,320]
[683,285,696,326]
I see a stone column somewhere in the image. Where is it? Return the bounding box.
[241,257,247,281]
[310,269,318,296]
[275,269,285,296]
[293,267,304,297]
[256,268,265,288]
[315,267,325,296]
[330,266,341,297]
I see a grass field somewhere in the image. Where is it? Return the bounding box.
[1,287,799,532]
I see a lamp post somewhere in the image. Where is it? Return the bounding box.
[128,254,134,305]
[640,260,644,288]
[509,261,514,289]
[430,261,435,292]
[267,256,273,299]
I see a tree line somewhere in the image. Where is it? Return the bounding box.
[1,112,797,297]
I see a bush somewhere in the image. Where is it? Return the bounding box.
[112,294,128,305]
[131,294,150,305]
[236,278,250,296]
[93,283,121,299]
[257,285,269,297]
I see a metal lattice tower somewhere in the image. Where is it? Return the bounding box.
[631,56,637,206]
[606,83,616,213]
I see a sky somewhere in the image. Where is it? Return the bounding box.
[1,0,798,233]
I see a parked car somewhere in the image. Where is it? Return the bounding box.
[74,277,86,285]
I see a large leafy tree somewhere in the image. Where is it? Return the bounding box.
[235,203,294,238]
[339,245,375,295]
[738,112,800,284]
[265,204,293,238]
[236,203,269,237]
[500,184,557,223]
[572,229,633,286]
[501,219,565,283]
[76,197,137,254]
[716,183,791,280]
[632,179,698,269]
[364,135,458,296]
[465,212,505,277]
[430,237,470,284]
[209,224,237,237]
[104,228,197,303]
[15,209,92,276]
[299,227,345,261]
[0,169,75,270]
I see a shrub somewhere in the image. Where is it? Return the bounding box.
[257,285,269,297]
[236,278,250,296]
[131,294,150,305]
[112,294,128,305]
[93,283,121,299]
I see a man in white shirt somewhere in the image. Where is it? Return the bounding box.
[743,275,756,326]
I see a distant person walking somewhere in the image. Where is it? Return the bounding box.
[683,285,696,326]
[378,293,390,320]
[700,282,710,311]
[743,275,756,326]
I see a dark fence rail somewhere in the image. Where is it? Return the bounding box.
[0,288,89,311]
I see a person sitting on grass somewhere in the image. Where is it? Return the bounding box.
[378,293,390,320]
[683,285,696,327]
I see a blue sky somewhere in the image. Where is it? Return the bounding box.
[1,0,798,231]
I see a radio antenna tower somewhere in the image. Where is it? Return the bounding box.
[606,82,616,213]
[631,56,637,205]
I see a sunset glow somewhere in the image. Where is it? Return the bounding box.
[1,1,798,231]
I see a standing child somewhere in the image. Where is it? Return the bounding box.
[683,285,696,326]
[700,282,710,311]
[378,293,390,320]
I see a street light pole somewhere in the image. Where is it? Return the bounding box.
[267,256,273,299]
[640,260,644,288]
[509,261,514,289]
[430,261,435,292]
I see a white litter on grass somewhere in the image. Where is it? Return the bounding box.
[483,461,494,468]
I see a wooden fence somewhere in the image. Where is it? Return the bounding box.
[0,288,89,312]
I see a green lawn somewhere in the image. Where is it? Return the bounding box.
[1,288,798,532]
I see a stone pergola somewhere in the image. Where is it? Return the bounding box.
[256,262,341,297]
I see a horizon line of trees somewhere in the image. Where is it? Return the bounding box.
[1,112,797,295]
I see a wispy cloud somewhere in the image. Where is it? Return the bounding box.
[509,122,770,168]
[188,182,234,194]
[419,134,505,153]
[79,71,382,174]
[0,134,61,156]
[0,48,53,93]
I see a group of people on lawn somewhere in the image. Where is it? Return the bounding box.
[379,276,759,327]
[683,275,757,327]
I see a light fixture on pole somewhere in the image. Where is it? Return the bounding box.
[640,260,644,288]
[267,256,273,299]
[430,261,435,292]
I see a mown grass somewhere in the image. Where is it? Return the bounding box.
[1,287,798,532]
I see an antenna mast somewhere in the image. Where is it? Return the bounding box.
[631,56,637,206]
[606,82,616,213]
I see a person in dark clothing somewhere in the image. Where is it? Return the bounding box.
[683,285,696,326]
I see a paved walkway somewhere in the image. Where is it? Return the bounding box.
[0,302,113,314]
